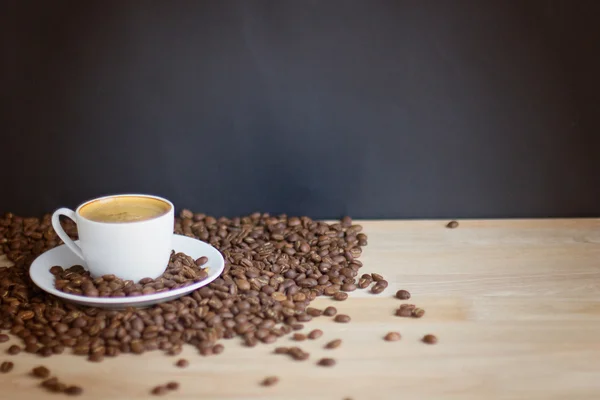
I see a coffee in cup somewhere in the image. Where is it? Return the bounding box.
[51,194,175,282]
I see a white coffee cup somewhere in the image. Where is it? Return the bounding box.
[51,194,175,282]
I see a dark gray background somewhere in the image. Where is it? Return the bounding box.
[1,0,599,219]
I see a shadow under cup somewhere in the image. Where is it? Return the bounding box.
[56,195,175,282]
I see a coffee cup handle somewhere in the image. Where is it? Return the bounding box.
[51,208,84,260]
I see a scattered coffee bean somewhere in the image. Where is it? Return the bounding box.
[0,212,367,362]
[423,334,438,344]
[395,308,413,317]
[32,366,51,378]
[396,289,411,300]
[384,332,401,342]
[317,357,336,367]
[323,306,337,316]
[412,308,425,318]
[306,307,322,317]
[446,220,459,229]
[151,385,169,395]
[341,283,356,292]
[7,345,20,355]
[0,334,9,343]
[65,386,83,396]
[53,251,209,298]
[288,347,310,361]
[175,359,189,368]
[325,339,342,349]
[371,284,385,294]
[371,273,385,282]
[376,280,389,289]
[166,382,180,390]
[274,347,289,354]
[333,292,348,301]
[291,324,304,331]
[261,376,279,386]
[334,314,351,323]
[292,333,306,341]
[213,344,224,354]
[307,329,323,340]
[0,361,14,373]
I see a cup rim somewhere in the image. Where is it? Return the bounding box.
[75,194,174,225]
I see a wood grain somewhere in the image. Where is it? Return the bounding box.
[1,218,600,400]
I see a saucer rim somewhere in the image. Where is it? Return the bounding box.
[29,234,224,305]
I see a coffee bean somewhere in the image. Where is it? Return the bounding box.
[306,307,322,317]
[422,334,438,344]
[376,280,389,289]
[0,361,14,373]
[151,385,168,395]
[357,277,371,289]
[0,334,9,343]
[291,324,304,331]
[384,332,401,342]
[213,344,224,354]
[412,308,425,318]
[370,284,385,294]
[32,366,51,378]
[317,357,336,367]
[323,306,337,316]
[88,353,104,362]
[371,273,384,282]
[292,333,306,341]
[395,308,413,317]
[175,359,189,368]
[307,329,323,340]
[334,314,351,323]
[333,292,348,301]
[65,385,83,396]
[7,345,20,355]
[166,381,179,390]
[325,339,342,349]
[446,220,459,229]
[341,283,356,292]
[396,289,411,300]
[195,256,208,266]
[0,211,368,362]
[288,347,309,361]
[261,376,279,386]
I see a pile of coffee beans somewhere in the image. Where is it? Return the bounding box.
[0,211,374,363]
[51,252,209,298]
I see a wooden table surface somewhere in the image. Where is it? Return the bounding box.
[1,219,600,400]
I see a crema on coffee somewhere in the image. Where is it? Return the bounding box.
[79,196,170,223]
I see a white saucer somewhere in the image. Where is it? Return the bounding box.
[29,234,225,309]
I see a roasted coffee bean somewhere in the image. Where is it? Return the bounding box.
[396,289,411,300]
[0,212,367,361]
[213,344,224,354]
[1,361,14,373]
[292,333,306,341]
[412,308,425,318]
[274,347,289,354]
[333,292,348,301]
[307,329,323,340]
[370,284,385,294]
[325,339,342,349]
[334,314,351,323]
[376,280,388,289]
[306,307,322,317]
[357,277,371,289]
[65,386,83,396]
[446,220,459,229]
[341,283,357,292]
[175,359,189,368]
[151,385,169,395]
[0,334,9,343]
[371,273,384,282]
[166,382,179,390]
[7,345,20,355]
[323,306,337,316]
[53,251,209,298]
[317,357,336,367]
[384,332,401,342]
[261,376,279,386]
[395,308,413,317]
[32,366,51,378]
[422,334,437,344]
[291,324,304,331]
